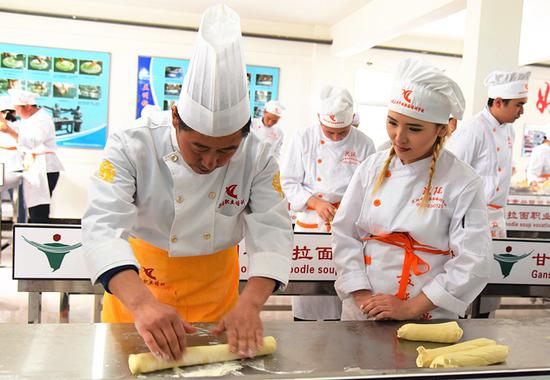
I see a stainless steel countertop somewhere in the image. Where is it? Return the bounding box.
[2,319,550,379]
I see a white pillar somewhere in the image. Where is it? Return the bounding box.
[461,0,524,118]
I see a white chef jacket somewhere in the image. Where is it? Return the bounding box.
[280,124,375,232]
[527,142,550,185]
[251,117,284,161]
[82,110,293,285]
[9,109,64,208]
[447,107,514,208]
[333,149,492,319]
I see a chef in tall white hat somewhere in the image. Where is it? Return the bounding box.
[250,100,286,161]
[82,4,292,362]
[332,58,491,321]
[280,85,375,321]
[447,69,530,241]
[0,88,64,222]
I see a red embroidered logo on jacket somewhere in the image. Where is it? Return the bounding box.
[142,267,157,280]
[219,184,245,208]
[341,150,360,164]
[402,89,413,103]
[411,186,447,209]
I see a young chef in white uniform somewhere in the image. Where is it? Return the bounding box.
[527,136,550,190]
[250,100,285,161]
[447,70,530,239]
[332,58,492,321]
[82,5,292,362]
[281,85,375,321]
[0,89,64,223]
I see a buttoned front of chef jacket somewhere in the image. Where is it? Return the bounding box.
[82,110,293,285]
[280,124,375,212]
[527,143,550,184]
[332,149,492,317]
[446,107,514,207]
[250,117,284,161]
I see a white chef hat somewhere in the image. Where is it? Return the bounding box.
[484,70,531,99]
[264,100,285,117]
[177,4,249,137]
[0,96,14,111]
[8,88,38,106]
[388,58,465,123]
[318,85,354,129]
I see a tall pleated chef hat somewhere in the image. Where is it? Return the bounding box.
[264,100,285,117]
[177,4,249,137]
[484,70,531,99]
[0,96,14,111]
[388,58,465,123]
[318,85,354,129]
[8,88,38,106]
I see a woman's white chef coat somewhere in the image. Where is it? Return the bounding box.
[9,108,64,208]
[251,117,284,161]
[527,142,550,185]
[332,149,492,319]
[82,110,293,285]
[280,124,375,232]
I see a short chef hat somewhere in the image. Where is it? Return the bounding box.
[178,4,249,137]
[8,89,38,106]
[484,70,531,99]
[318,85,354,129]
[264,100,285,117]
[388,58,465,124]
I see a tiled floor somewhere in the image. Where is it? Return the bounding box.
[0,229,549,324]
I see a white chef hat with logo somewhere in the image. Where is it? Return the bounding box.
[177,4,250,137]
[388,58,465,123]
[0,96,14,111]
[318,85,354,129]
[8,89,38,106]
[264,100,285,117]
[484,70,531,99]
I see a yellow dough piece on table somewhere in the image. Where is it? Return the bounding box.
[430,344,509,368]
[416,338,496,367]
[128,336,277,375]
[397,321,463,343]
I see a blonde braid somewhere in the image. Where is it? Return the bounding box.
[419,135,446,209]
[372,148,396,195]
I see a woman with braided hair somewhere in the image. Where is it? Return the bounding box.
[332,58,492,321]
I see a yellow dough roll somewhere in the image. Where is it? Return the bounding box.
[397,321,463,343]
[429,344,509,368]
[128,336,277,375]
[416,338,496,367]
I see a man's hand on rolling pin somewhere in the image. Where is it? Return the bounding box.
[133,299,198,362]
[307,197,337,223]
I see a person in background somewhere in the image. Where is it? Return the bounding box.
[526,135,550,191]
[281,85,375,321]
[447,70,530,239]
[251,100,285,161]
[0,89,64,223]
[82,4,292,362]
[351,113,360,128]
[333,58,491,321]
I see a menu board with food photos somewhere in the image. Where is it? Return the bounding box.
[0,43,110,149]
[136,56,279,121]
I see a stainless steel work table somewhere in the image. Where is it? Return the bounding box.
[1,319,550,379]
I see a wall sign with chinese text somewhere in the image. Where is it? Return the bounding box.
[136,56,279,120]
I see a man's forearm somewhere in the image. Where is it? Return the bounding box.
[238,276,276,308]
[107,269,156,313]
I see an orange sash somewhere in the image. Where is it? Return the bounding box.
[362,232,450,300]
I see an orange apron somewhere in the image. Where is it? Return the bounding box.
[102,238,239,323]
[296,202,340,232]
[363,232,450,300]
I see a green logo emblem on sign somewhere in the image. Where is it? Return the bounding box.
[493,246,532,278]
[23,234,82,272]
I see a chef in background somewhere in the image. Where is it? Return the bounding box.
[281,85,375,321]
[0,89,64,223]
[251,100,285,161]
[526,135,550,191]
[82,4,292,363]
[333,58,491,321]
